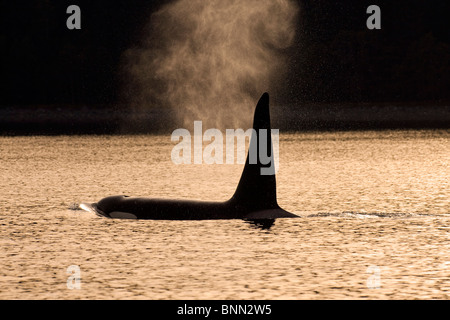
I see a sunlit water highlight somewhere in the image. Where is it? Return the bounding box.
[0,130,449,299]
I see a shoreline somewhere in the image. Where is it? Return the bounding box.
[1,103,449,135]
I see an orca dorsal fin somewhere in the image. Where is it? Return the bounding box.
[230,93,279,210]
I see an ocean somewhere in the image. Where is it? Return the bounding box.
[0,130,449,299]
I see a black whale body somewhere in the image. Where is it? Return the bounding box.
[81,93,298,220]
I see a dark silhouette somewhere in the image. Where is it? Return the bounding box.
[1,1,449,134]
[80,93,299,220]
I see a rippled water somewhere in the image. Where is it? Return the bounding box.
[1,130,449,299]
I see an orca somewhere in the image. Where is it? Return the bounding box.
[80,93,298,220]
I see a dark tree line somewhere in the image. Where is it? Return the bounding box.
[1,0,166,106]
[284,0,450,104]
[1,0,449,107]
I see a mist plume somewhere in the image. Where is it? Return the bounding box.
[122,0,299,130]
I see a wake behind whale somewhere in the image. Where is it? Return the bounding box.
[80,93,299,220]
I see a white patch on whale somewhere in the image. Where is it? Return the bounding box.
[109,211,138,219]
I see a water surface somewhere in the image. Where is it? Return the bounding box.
[0,130,449,299]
